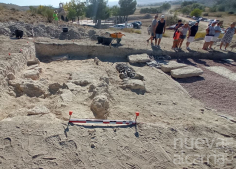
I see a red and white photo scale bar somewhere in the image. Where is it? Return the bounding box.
[69,119,136,125]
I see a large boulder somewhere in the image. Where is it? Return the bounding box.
[161,61,187,73]
[23,69,40,80]
[9,79,47,97]
[27,64,42,73]
[122,79,146,91]
[61,90,74,102]
[27,105,50,116]
[69,72,93,86]
[171,66,203,78]
[49,83,67,94]
[90,95,109,119]
[128,54,151,64]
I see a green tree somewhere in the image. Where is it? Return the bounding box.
[64,0,86,21]
[67,7,77,20]
[86,0,111,28]
[119,0,137,22]
[190,8,202,17]
[218,5,225,12]
[182,6,191,15]
[161,3,171,10]
[111,5,120,16]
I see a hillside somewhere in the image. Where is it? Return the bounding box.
[0,7,47,23]
[0,3,32,11]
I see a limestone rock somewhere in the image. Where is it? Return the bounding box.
[49,83,67,94]
[66,82,82,91]
[161,61,187,73]
[7,73,15,80]
[123,79,146,91]
[69,73,92,86]
[61,90,74,102]
[9,79,47,97]
[134,72,144,81]
[27,64,42,73]
[171,66,203,78]
[128,54,151,63]
[27,58,40,66]
[90,95,109,119]
[24,69,40,80]
[27,105,50,116]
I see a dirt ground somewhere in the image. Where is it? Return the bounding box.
[0,16,236,168]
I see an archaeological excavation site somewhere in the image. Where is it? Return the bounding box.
[0,13,236,168]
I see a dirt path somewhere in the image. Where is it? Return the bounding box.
[175,58,236,117]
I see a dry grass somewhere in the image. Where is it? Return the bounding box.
[0,5,4,11]
[0,7,47,23]
[195,32,206,39]
[122,28,142,34]
[195,32,224,39]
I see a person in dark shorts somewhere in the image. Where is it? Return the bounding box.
[154,15,166,48]
[186,21,199,50]
[178,23,190,49]
[147,15,158,45]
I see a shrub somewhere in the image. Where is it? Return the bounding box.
[203,13,208,16]
[228,11,234,14]
[166,15,179,26]
[215,14,222,17]
[218,5,225,12]
[190,8,202,17]
[209,7,217,12]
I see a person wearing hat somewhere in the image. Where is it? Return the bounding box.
[186,21,199,50]
[147,15,158,45]
[202,21,217,50]
[220,22,236,50]
[209,21,223,49]
[154,15,166,48]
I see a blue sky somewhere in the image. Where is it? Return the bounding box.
[0,0,118,7]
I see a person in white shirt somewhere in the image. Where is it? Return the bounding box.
[209,21,223,49]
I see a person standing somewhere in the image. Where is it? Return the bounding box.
[174,20,183,37]
[220,22,236,51]
[171,20,183,50]
[154,15,166,48]
[178,23,190,49]
[186,21,199,50]
[209,21,223,49]
[147,15,158,45]
[202,21,217,50]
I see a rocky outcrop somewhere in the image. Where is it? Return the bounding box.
[90,95,109,119]
[171,66,203,78]
[27,105,50,116]
[9,79,48,97]
[128,54,151,64]
[122,79,146,91]
[161,61,187,73]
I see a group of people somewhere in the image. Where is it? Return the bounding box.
[147,14,236,51]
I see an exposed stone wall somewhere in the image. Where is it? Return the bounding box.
[0,43,36,91]
[35,42,152,61]
[35,42,236,62]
